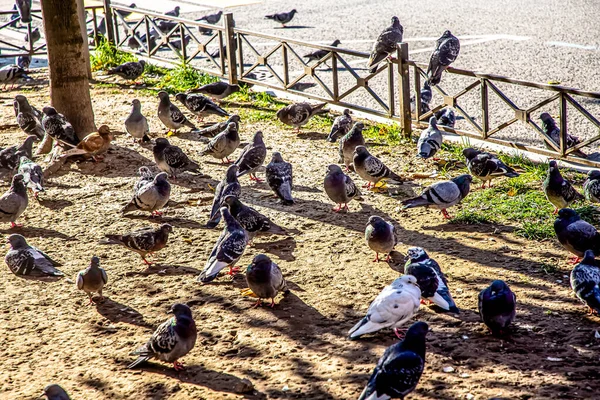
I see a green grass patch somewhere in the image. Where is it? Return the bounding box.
[153,64,219,94]
[90,38,137,72]
[363,123,408,145]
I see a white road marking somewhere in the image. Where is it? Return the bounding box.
[546,41,596,50]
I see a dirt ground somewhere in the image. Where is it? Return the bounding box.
[0,81,599,400]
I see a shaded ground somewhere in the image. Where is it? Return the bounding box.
[0,82,599,400]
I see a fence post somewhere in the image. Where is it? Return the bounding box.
[397,43,412,137]
[224,13,238,84]
[559,93,567,157]
[103,0,115,43]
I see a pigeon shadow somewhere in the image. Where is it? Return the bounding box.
[36,198,74,211]
[296,131,327,140]
[124,263,200,277]
[252,236,297,261]
[273,25,314,29]
[120,214,204,230]
[95,297,150,328]
[10,272,64,282]
[0,225,74,240]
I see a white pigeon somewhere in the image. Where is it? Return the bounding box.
[348,275,421,339]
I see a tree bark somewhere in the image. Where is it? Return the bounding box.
[41,0,96,140]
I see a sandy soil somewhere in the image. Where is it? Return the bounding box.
[0,81,598,400]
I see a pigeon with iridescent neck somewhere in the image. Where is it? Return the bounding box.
[18,156,44,198]
[0,174,28,228]
[235,131,267,181]
[100,224,173,265]
[366,16,403,73]
[570,250,600,315]
[153,138,201,178]
[266,152,294,205]
[206,165,241,228]
[402,174,472,219]
[478,280,516,336]
[327,108,352,143]
[324,164,362,212]
[157,91,196,134]
[353,146,404,189]
[76,256,108,305]
[543,160,583,214]
[416,117,443,159]
[426,30,460,86]
[339,122,365,170]
[242,254,289,308]
[5,234,63,276]
[365,215,396,262]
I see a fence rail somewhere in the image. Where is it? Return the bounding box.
[2,3,600,166]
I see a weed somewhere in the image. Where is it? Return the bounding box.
[363,123,406,145]
[539,262,559,274]
[90,37,136,72]
[451,210,497,224]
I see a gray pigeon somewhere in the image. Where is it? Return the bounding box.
[327,108,353,142]
[0,174,28,228]
[197,10,223,24]
[197,114,240,138]
[175,93,229,121]
[124,99,150,143]
[133,166,154,193]
[235,131,267,181]
[199,122,240,164]
[276,102,328,132]
[323,164,361,212]
[42,384,70,400]
[107,60,145,81]
[339,122,365,170]
[405,247,459,313]
[266,152,294,205]
[198,207,248,283]
[543,160,583,214]
[303,39,341,63]
[0,65,29,88]
[8,4,18,28]
[122,172,171,217]
[128,33,157,50]
[76,256,108,305]
[554,208,600,261]
[402,174,472,219]
[365,215,396,262]
[115,3,136,19]
[0,135,36,172]
[540,113,586,157]
[366,16,403,73]
[157,91,196,134]
[18,156,44,198]
[15,0,32,24]
[100,224,173,265]
[435,107,456,128]
[206,164,241,228]
[41,106,79,147]
[265,9,298,27]
[14,95,44,139]
[244,254,289,308]
[463,147,519,188]
[410,81,432,115]
[128,303,197,371]
[24,27,41,44]
[478,280,516,336]
[417,117,443,159]
[190,81,240,100]
[153,138,201,178]
[5,234,63,276]
[570,250,600,315]
[427,30,460,86]
[353,145,404,189]
[165,6,180,17]
[584,170,600,203]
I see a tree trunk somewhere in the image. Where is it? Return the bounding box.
[41,0,96,140]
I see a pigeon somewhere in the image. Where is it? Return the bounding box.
[5,234,63,276]
[197,10,223,24]
[115,3,136,19]
[153,20,178,36]
[366,16,403,73]
[190,81,240,100]
[124,99,151,143]
[0,135,36,172]
[41,106,79,147]
[18,156,44,198]
[405,247,459,313]
[353,145,404,189]
[0,174,28,228]
[339,122,366,170]
[41,384,71,400]
[128,303,197,371]
[434,107,456,128]
[165,6,180,17]
[348,275,421,340]
[235,131,267,181]
[88,17,107,38]
[107,60,145,81]
[196,97,232,123]
[76,256,108,305]
[206,164,241,227]
[62,125,114,160]
[266,152,294,205]
[554,208,600,261]
[540,113,586,157]
[199,122,240,163]
[324,164,362,212]
[570,250,600,315]
[14,94,44,139]
[122,172,171,216]
[243,254,289,307]
[478,280,516,335]
[157,91,197,134]
[213,195,287,241]
[24,27,41,44]
[100,224,173,265]
[543,160,584,214]
[128,33,157,50]
[197,114,241,138]
[303,39,341,63]
[426,30,460,86]
[276,102,328,132]
[416,117,443,159]
[410,81,432,115]
[327,108,352,143]
[365,215,397,262]
[0,65,29,88]
[8,4,19,28]
[198,207,248,283]
[15,0,32,24]
[584,170,600,203]
[358,321,429,400]
[133,166,154,193]
[153,138,201,178]
[463,147,519,188]
[402,174,472,219]
[170,35,191,51]
[265,9,298,27]
[16,54,31,69]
